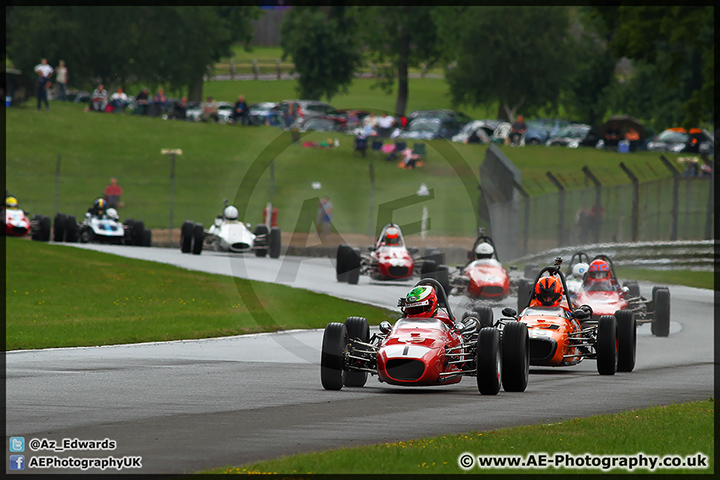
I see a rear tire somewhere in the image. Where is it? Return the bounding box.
[180,221,193,253]
[421,260,450,297]
[596,315,618,375]
[476,327,501,395]
[517,279,532,312]
[37,215,51,241]
[143,228,152,247]
[474,305,494,328]
[132,221,145,246]
[344,317,369,387]
[501,321,529,392]
[623,281,640,298]
[65,216,78,243]
[269,227,281,258]
[651,287,670,337]
[254,224,269,257]
[615,310,636,372]
[336,245,354,282]
[321,322,348,390]
[423,248,445,265]
[347,248,361,285]
[192,223,204,255]
[53,213,67,242]
[524,263,538,280]
[124,219,136,245]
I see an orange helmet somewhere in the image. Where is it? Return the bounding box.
[384,226,400,245]
[404,285,437,317]
[588,259,610,280]
[534,276,563,307]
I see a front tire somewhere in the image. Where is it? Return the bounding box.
[65,216,78,242]
[53,213,67,242]
[476,327,501,395]
[269,227,281,258]
[501,321,529,392]
[321,322,348,390]
[132,221,145,247]
[615,310,636,372]
[596,315,618,375]
[180,221,193,253]
[651,287,670,337]
[344,317,369,387]
[192,223,204,255]
[254,224,269,257]
[143,228,152,247]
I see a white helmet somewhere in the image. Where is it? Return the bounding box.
[572,262,589,278]
[106,208,119,220]
[223,206,239,220]
[475,242,494,259]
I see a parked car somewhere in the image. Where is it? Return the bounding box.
[185,101,233,123]
[546,124,601,148]
[398,116,463,140]
[452,120,498,144]
[247,102,282,126]
[646,128,714,154]
[408,109,472,128]
[274,100,336,128]
[523,118,570,145]
[324,109,371,131]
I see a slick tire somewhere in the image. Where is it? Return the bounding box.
[474,305,494,328]
[192,223,204,255]
[623,281,641,299]
[651,287,670,337]
[344,317,369,387]
[53,213,67,242]
[476,327,501,395]
[501,321,529,392]
[321,322,348,391]
[269,227,281,259]
[180,221,194,253]
[253,225,269,257]
[615,310,636,372]
[596,315,618,375]
[65,216,79,243]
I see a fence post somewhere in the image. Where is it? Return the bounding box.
[276,59,281,80]
[546,171,565,247]
[230,59,235,81]
[618,162,639,242]
[252,59,258,80]
[582,166,602,244]
[702,154,714,240]
[659,155,680,241]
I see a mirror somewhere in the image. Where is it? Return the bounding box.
[501,307,517,317]
[379,321,392,334]
[408,247,419,255]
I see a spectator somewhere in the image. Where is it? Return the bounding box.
[346,110,360,130]
[34,58,53,111]
[90,84,108,112]
[377,112,395,138]
[171,96,188,120]
[233,95,248,125]
[625,127,640,152]
[134,87,150,115]
[284,103,296,129]
[110,87,129,112]
[154,88,168,108]
[201,96,219,123]
[55,60,68,101]
[364,111,378,128]
[103,178,123,208]
[316,196,332,237]
[604,122,621,150]
[508,115,527,145]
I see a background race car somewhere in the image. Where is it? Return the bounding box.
[320,278,530,394]
[180,201,281,257]
[53,208,151,246]
[574,254,671,337]
[504,258,637,375]
[335,223,449,291]
[4,202,51,242]
[448,232,519,301]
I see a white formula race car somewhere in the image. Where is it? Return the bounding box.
[180,203,281,257]
[53,208,151,246]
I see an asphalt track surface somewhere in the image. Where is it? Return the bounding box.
[6,244,715,474]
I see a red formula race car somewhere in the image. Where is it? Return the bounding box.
[321,278,530,394]
[502,258,637,375]
[448,233,517,301]
[573,255,671,337]
[336,223,450,292]
[3,196,51,241]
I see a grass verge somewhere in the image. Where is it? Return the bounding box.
[203,397,714,475]
[5,237,396,350]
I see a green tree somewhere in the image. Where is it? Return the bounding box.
[354,6,442,116]
[439,6,574,122]
[280,6,362,101]
[589,5,714,128]
[6,6,260,100]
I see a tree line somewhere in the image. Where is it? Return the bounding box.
[6,5,713,131]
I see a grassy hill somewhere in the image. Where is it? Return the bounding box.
[6,78,680,236]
